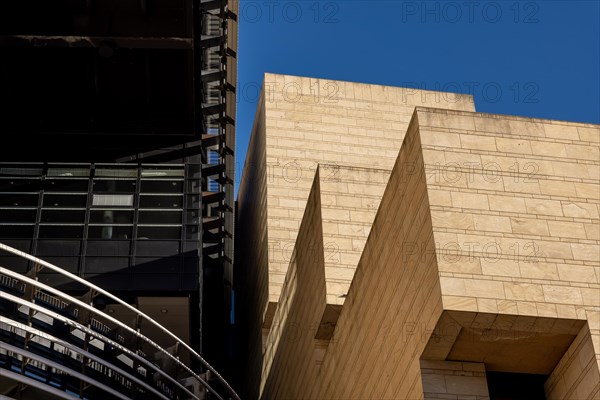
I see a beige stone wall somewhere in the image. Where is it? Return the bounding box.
[260,164,389,398]
[261,168,326,399]
[305,118,442,399]
[263,73,476,316]
[415,108,600,370]
[545,323,600,399]
[421,360,489,399]
[236,74,475,398]
[318,165,389,305]
[237,75,600,399]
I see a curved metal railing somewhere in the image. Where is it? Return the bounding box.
[0,242,240,400]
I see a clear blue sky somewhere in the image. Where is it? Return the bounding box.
[235,0,600,193]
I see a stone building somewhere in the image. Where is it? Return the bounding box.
[235,73,600,399]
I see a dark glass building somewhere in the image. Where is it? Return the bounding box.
[0,1,237,398]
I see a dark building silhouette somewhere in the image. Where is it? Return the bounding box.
[0,1,238,398]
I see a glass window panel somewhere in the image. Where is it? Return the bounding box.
[37,273,81,288]
[95,168,138,178]
[185,179,201,192]
[141,167,184,178]
[139,195,182,208]
[39,225,83,239]
[84,257,129,273]
[0,166,43,176]
[185,225,200,240]
[0,179,42,192]
[47,167,90,177]
[137,226,181,240]
[41,210,85,223]
[1,239,32,253]
[0,225,35,238]
[92,194,133,207]
[86,241,130,257]
[0,194,39,207]
[140,180,183,193]
[45,179,89,192]
[186,209,200,223]
[136,240,179,257]
[186,194,200,208]
[138,211,182,224]
[0,209,37,223]
[90,210,134,224]
[0,255,29,272]
[187,154,202,163]
[43,194,87,208]
[37,240,81,257]
[93,180,136,193]
[42,257,79,272]
[186,164,201,178]
[88,225,132,239]
[208,177,219,192]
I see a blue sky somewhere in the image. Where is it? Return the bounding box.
[235,0,600,193]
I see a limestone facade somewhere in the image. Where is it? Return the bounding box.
[235,74,599,399]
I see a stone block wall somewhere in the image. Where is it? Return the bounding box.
[236,76,600,399]
[235,74,475,398]
[415,108,599,371]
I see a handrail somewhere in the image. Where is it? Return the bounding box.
[2,290,206,400]
[0,242,240,400]
[0,315,198,400]
[0,369,79,400]
[0,267,208,399]
[2,342,134,400]
[0,317,178,400]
